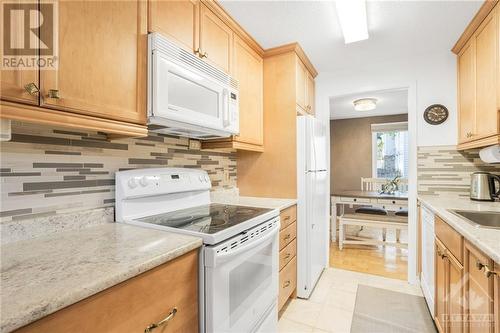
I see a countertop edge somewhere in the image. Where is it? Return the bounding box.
[418,196,500,264]
[2,237,202,333]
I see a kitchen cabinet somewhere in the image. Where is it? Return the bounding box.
[40,0,147,124]
[278,205,297,312]
[237,43,317,198]
[464,240,495,333]
[454,3,500,150]
[199,3,233,73]
[202,34,264,152]
[434,236,464,333]
[14,250,199,333]
[1,0,148,137]
[148,0,199,53]
[295,57,315,115]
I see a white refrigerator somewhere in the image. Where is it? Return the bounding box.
[296,115,329,299]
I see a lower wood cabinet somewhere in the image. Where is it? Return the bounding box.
[14,250,199,333]
[278,205,297,312]
[464,241,496,333]
[433,214,499,333]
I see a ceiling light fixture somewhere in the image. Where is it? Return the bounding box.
[353,98,377,111]
[335,0,369,44]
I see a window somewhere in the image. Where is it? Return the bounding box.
[371,122,408,179]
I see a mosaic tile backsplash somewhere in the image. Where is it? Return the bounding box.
[0,121,236,221]
[418,145,500,198]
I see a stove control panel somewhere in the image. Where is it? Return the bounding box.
[116,168,211,199]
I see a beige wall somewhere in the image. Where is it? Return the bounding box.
[330,114,408,194]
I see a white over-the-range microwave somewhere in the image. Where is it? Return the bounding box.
[147,32,239,139]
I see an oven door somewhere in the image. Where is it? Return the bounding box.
[204,221,279,333]
[151,51,227,131]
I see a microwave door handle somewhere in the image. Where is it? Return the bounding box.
[222,89,230,127]
[214,225,279,264]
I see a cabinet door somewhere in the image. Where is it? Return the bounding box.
[475,8,499,139]
[232,35,263,146]
[39,0,147,124]
[306,72,315,115]
[435,239,448,333]
[0,0,38,105]
[199,3,232,73]
[295,57,307,112]
[148,0,198,53]
[458,40,476,144]
[448,256,464,333]
[465,241,495,333]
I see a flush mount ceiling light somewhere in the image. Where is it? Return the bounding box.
[353,98,377,111]
[335,0,369,44]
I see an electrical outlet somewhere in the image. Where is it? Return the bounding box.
[189,139,201,150]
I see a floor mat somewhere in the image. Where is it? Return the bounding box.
[351,285,437,333]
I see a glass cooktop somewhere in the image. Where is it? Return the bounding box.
[135,204,273,234]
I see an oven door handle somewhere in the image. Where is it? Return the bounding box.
[214,225,279,262]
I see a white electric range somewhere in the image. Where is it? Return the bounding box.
[115,168,279,333]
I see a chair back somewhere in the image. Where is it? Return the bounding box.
[361,177,409,192]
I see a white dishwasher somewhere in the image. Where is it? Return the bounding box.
[420,204,435,315]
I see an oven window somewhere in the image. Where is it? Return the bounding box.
[168,72,219,117]
[229,242,273,326]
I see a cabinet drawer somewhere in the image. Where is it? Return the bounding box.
[435,216,463,264]
[280,205,297,230]
[279,256,297,311]
[15,251,199,333]
[341,197,371,204]
[377,199,406,206]
[279,239,297,271]
[279,221,296,250]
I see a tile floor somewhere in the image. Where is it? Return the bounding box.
[278,268,423,333]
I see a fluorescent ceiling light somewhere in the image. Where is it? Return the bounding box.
[335,0,369,44]
[353,98,377,111]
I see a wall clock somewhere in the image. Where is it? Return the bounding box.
[423,104,448,125]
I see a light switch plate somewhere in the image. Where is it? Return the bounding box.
[189,139,201,150]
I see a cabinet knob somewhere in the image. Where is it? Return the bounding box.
[284,234,291,241]
[476,260,485,271]
[47,89,60,99]
[283,280,291,288]
[201,52,208,59]
[144,307,177,332]
[24,82,39,96]
[283,216,290,221]
[284,253,291,260]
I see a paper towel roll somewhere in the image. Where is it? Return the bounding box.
[479,145,500,164]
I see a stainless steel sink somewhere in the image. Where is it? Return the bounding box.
[450,210,500,229]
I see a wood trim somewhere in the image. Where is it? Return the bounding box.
[201,0,264,57]
[201,139,264,152]
[452,0,499,54]
[457,133,500,150]
[0,101,148,138]
[263,43,318,78]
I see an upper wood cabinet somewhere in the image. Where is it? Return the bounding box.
[295,57,315,115]
[454,3,500,150]
[148,0,233,74]
[1,0,148,137]
[199,3,233,73]
[39,0,147,125]
[148,0,199,53]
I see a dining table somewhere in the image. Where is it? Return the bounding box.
[330,190,408,242]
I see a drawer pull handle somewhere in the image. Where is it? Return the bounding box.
[437,249,447,259]
[144,307,177,332]
[284,253,291,260]
[476,261,498,278]
[283,216,290,221]
[24,82,39,96]
[284,234,291,241]
[47,89,60,99]
[283,280,291,288]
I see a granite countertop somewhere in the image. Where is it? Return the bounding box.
[212,194,297,211]
[418,195,500,263]
[0,223,202,333]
